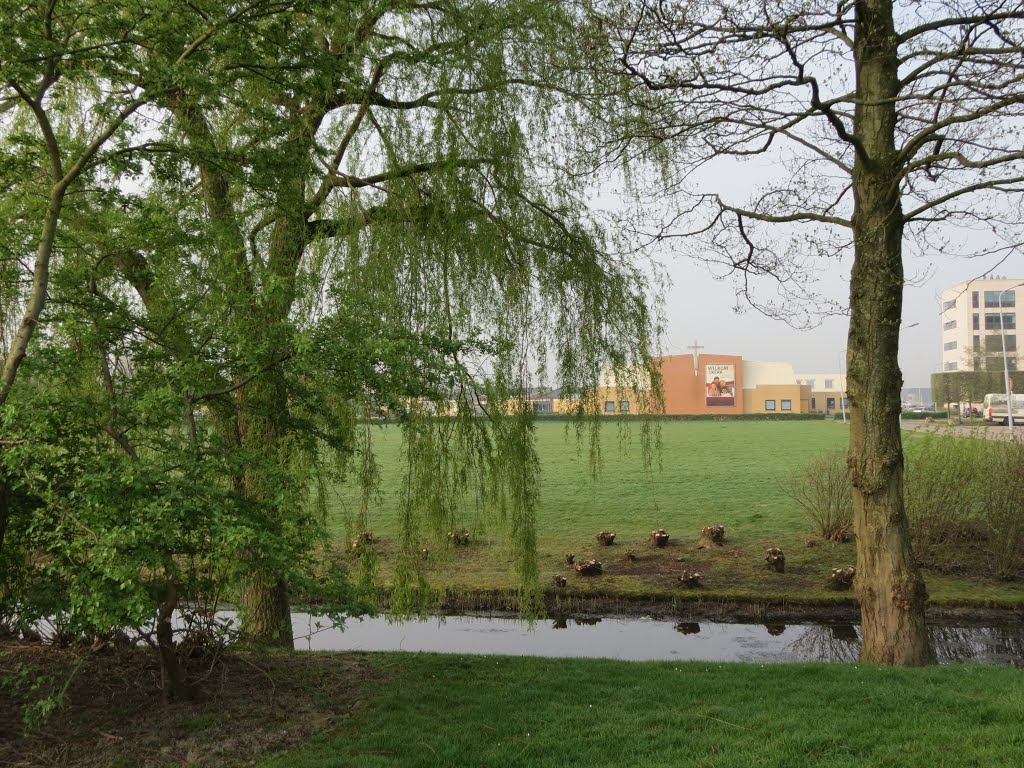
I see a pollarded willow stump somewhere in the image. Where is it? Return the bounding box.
[699,524,725,548]
[649,529,670,548]
[623,549,638,562]
[351,531,374,552]
[765,547,786,573]
[678,570,703,588]
[564,553,575,565]
[575,559,603,577]
[829,566,856,591]
[448,529,470,546]
[552,575,567,588]
[596,531,616,546]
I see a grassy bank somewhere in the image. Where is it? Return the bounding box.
[7,644,1022,768]
[260,652,1024,768]
[324,421,1024,610]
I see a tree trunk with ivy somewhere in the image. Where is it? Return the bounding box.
[847,0,931,665]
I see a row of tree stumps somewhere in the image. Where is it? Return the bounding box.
[559,525,857,592]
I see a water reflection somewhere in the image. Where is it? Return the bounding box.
[786,625,860,663]
[292,613,1024,666]
[674,622,701,635]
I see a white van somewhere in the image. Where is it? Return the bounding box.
[983,393,1024,425]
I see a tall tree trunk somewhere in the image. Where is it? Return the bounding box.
[848,0,932,665]
[237,371,296,648]
[236,177,308,648]
[156,582,194,701]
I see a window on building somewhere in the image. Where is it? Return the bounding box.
[619,400,630,413]
[943,340,958,351]
[974,334,981,349]
[826,397,835,410]
[825,378,834,389]
[604,400,615,413]
[973,313,980,330]
[806,379,815,388]
[986,335,1017,352]
[811,397,816,410]
[943,299,957,311]
[943,319,957,331]
[533,400,553,414]
[944,361,959,371]
[985,290,1016,308]
[985,313,1016,330]
[764,400,776,411]
[972,291,979,308]
[781,399,792,411]
[986,356,1015,371]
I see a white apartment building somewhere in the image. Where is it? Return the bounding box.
[940,277,1021,372]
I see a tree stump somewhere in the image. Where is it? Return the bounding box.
[623,549,638,562]
[420,546,430,560]
[699,524,725,547]
[596,531,616,546]
[829,565,856,591]
[765,547,786,573]
[564,553,575,565]
[552,575,567,588]
[649,529,670,547]
[678,570,703,588]
[574,559,603,576]
[675,622,701,635]
[351,531,374,551]
[448,529,470,546]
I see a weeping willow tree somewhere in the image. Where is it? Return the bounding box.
[85,0,662,645]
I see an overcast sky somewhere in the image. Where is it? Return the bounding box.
[592,161,1019,389]
[655,252,976,388]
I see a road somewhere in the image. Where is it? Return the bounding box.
[901,419,1023,441]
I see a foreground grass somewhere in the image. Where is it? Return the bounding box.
[261,652,1024,768]
[323,421,1024,609]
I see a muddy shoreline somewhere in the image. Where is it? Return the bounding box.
[380,589,1024,626]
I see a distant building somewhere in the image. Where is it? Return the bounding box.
[530,349,815,416]
[940,277,1021,372]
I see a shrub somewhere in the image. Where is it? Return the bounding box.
[783,449,852,541]
[979,440,1024,580]
[904,433,987,569]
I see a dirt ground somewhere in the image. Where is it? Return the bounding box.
[0,641,374,768]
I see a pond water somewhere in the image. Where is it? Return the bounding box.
[290,613,1024,666]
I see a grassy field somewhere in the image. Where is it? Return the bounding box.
[259,652,1024,768]
[324,420,1024,609]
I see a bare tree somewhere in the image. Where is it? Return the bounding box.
[592,0,1024,664]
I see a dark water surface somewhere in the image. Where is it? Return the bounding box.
[290,613,1024,666]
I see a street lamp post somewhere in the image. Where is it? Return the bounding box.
[997,283,1023,436]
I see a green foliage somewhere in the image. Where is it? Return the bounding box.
[904,432,1024,580]
[2,0,660,652]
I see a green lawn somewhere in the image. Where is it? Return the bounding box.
[260,652,1024,768]
[323,420,1024,607]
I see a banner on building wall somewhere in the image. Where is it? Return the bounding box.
[705,364,736,406]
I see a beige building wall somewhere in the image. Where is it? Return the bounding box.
[941,278,1021,373]
[743,384,810,414]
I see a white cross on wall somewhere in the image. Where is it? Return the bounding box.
[686,338,704,376]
